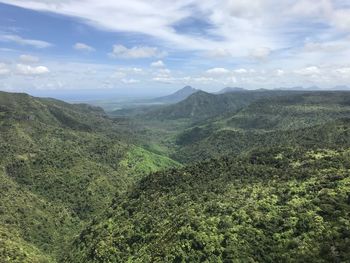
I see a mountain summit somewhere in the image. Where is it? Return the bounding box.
[152,86,199,104]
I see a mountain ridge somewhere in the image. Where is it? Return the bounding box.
[141,90,304,121]
[2,90,350,262]
[216,87,247,94]
[150,85,199,104]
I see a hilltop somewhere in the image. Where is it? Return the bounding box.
[215,87,247,94]
[151,86,199,104]
[140,90,302,121]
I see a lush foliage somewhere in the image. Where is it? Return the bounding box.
[66,147,350,262]
[173,92,350,162]
[2,90,350,262]
[141,90,295,121]
[0,91,178,262]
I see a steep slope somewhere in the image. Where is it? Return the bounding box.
[4,90,350,262]
[66,145,350,262]
[225,91,350,131]
[174,92,350,162]
[0,91,179,262]
[175,118,350,162]
[142,90,291,121]
[0,169,74,263]
[150,86,199,104]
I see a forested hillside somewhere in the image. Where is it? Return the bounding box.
[66,91,350,262]
[173,92,350,162]
[141,90,297,121]
[1,90,350,262]
[0,91,179,262]
[3,0,350,262]
[66,146,350,262]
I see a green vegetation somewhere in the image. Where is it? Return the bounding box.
[172,92,350,162]
[174,117,350,163]
[0,91,179,262]
[0,226,54,263]
[1,90,350,262]
[140,90,301,121]
[66,147,350,262]
[119,146,181,178]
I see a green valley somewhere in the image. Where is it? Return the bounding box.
[1,89,350,262]
[0,91,180,262]
[2,2,350,262]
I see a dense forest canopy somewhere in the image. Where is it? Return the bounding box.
[1,90,350,262]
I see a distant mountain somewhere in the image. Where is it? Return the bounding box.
[151,86,199,104]
[277,86,350,91]
[276,86,321,91]
[174,91,350,163]
[141,90,291,121]
[332,85,349,90]
[276,86,301,91]
[216,87,247,94]
[305,85,321,90]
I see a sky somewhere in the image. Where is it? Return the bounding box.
[1,0,350,99]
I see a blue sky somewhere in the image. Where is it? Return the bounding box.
[1,0,350,99]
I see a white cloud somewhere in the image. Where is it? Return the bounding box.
[304,40,350,53]
[16,64,50,75]
[151,60,165,67]
[206,48,232,58]
[158,68,171,75]
[250,47,271,60]
[275,69,284,76]
[332,9,350,31]
[206,67,230,76]
[294,66,321,76]
[227,76,237,84]
[111,67,145,82]
[152,66,173,84]
[73,42,95,52]
[0,0,282,57]
[3,0,350,55]
[4,0,350,65]
[288,1,350,32]
[0,34,52,48]
[112,71,127,79]
[188,76,215,84]
[334,67,350,76]
[225,0,264,18]
[234,68,248,74]
[288,0,330,17]
[121,78,140,84]
[110,45,166,59]
[19,54,39,63]
[0,63,10,75]
[130,67,144,73]
[179,76,218,85]
[3,1,350,90]
[117,67,144,74]
[152,76,175,84]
